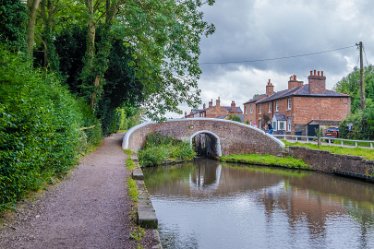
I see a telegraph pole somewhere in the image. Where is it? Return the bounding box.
[357,41,365,110]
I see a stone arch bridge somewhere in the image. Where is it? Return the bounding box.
[122,118,285,156]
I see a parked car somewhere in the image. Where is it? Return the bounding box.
[324,127,339,138]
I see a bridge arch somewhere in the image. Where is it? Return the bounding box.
[190,130,222,157]
[123,118,284,156]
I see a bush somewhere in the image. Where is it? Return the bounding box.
[0,48,101,210]
[138,133,196,167]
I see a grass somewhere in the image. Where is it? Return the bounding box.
[130,226,145,249]
[126,158,136,171]
[220,154,309,169]
[138,133,196,167]
[124,149,133,156]
[284,141,374,161]
[128,178,138,202]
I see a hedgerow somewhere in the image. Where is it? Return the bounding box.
[0,48,101,211]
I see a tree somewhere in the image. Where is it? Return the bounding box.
[0,0,27,50]
[335,65,374,113]
[26,0,42,57]
[335,65,374,139]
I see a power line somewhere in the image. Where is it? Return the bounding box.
[200,44,356,65]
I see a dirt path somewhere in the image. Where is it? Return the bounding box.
[0,133,156,249]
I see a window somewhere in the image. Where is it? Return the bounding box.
[272,121,277,131]
[287,98,292,110]
[287,119,292,131]
[250,104,253,113]
[268,103,272,113]
[275,101,279,112]
[245,106,248,115]
[258,106,262,114]
[278,121,286,130]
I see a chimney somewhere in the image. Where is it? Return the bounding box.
[266,79,274,96]
[216,96,220,107]
[209,99,213,107]
[203,103,206,109]
[288,74,303,89]
[308,70,326,94]
[231,101,236,112]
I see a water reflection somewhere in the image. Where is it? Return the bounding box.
[143,159,374,249]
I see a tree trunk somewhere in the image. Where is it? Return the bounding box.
[27,0,42,58]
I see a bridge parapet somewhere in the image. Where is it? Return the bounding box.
[123,118,285,156]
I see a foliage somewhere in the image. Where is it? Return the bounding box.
[335,65,374,139]
[0,48,100,211]
[126,158,136,171]
[284,141,374,161]
[128,178,138,202]
[335,65,374,113]
[220,154,309,169]
[227,114,242,122]
[138,133,196,167]
[0,0,27,50]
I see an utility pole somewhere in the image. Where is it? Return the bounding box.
[357,41,365,110]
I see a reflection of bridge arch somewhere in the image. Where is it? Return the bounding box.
[190,130,222,157]
[123,118,284,155]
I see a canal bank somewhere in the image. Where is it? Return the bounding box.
[288,146,374,182]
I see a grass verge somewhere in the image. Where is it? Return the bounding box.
[284,141,374,161]
[220,154,309,169]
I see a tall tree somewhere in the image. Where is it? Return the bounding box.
[26,0,41,57]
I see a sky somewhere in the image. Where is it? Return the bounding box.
[170,0,374,117]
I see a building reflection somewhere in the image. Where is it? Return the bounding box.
[143,158,374,244]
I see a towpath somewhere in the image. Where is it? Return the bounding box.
[0,133,157,249]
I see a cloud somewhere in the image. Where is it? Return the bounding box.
[172,0,374,118]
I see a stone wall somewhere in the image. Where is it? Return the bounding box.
[289,146,374,182]
[123,118,285,156]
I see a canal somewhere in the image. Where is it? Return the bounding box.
[143,159,374,249]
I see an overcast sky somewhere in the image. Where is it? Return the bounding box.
[171,0,374,117]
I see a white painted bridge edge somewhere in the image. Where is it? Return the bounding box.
[122,118,285,151]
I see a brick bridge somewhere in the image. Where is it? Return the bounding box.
[122,118,285,156]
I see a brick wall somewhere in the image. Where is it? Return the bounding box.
[124,119,285,155]
[289,147,374,182]
[293,96,350,125]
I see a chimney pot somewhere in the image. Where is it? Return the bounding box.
[314,69,316,75]
[310,70,313,75]
[321,71,324,76]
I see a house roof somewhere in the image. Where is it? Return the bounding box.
[243,94,267,104]
[272,113,287,121]
[223,106,243,113]
[256,84,349,104]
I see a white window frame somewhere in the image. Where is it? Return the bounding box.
[258,105,262,114]
[268,103,272,113]
[278,121,286,131]
[275,101,279,112]
[250,104,253,113]
[272,121,277,131]
[287,98,292,110]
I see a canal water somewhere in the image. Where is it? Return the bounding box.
[143,159,374,249]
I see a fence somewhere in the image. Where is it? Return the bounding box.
[273,134,374,149]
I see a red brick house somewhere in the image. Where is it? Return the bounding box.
[243,70,351,135]
[185,97,243,120]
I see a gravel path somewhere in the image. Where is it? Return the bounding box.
[0,133,157,249]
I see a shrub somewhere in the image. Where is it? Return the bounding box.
[0,48,101,211]
[138,133,196,167]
